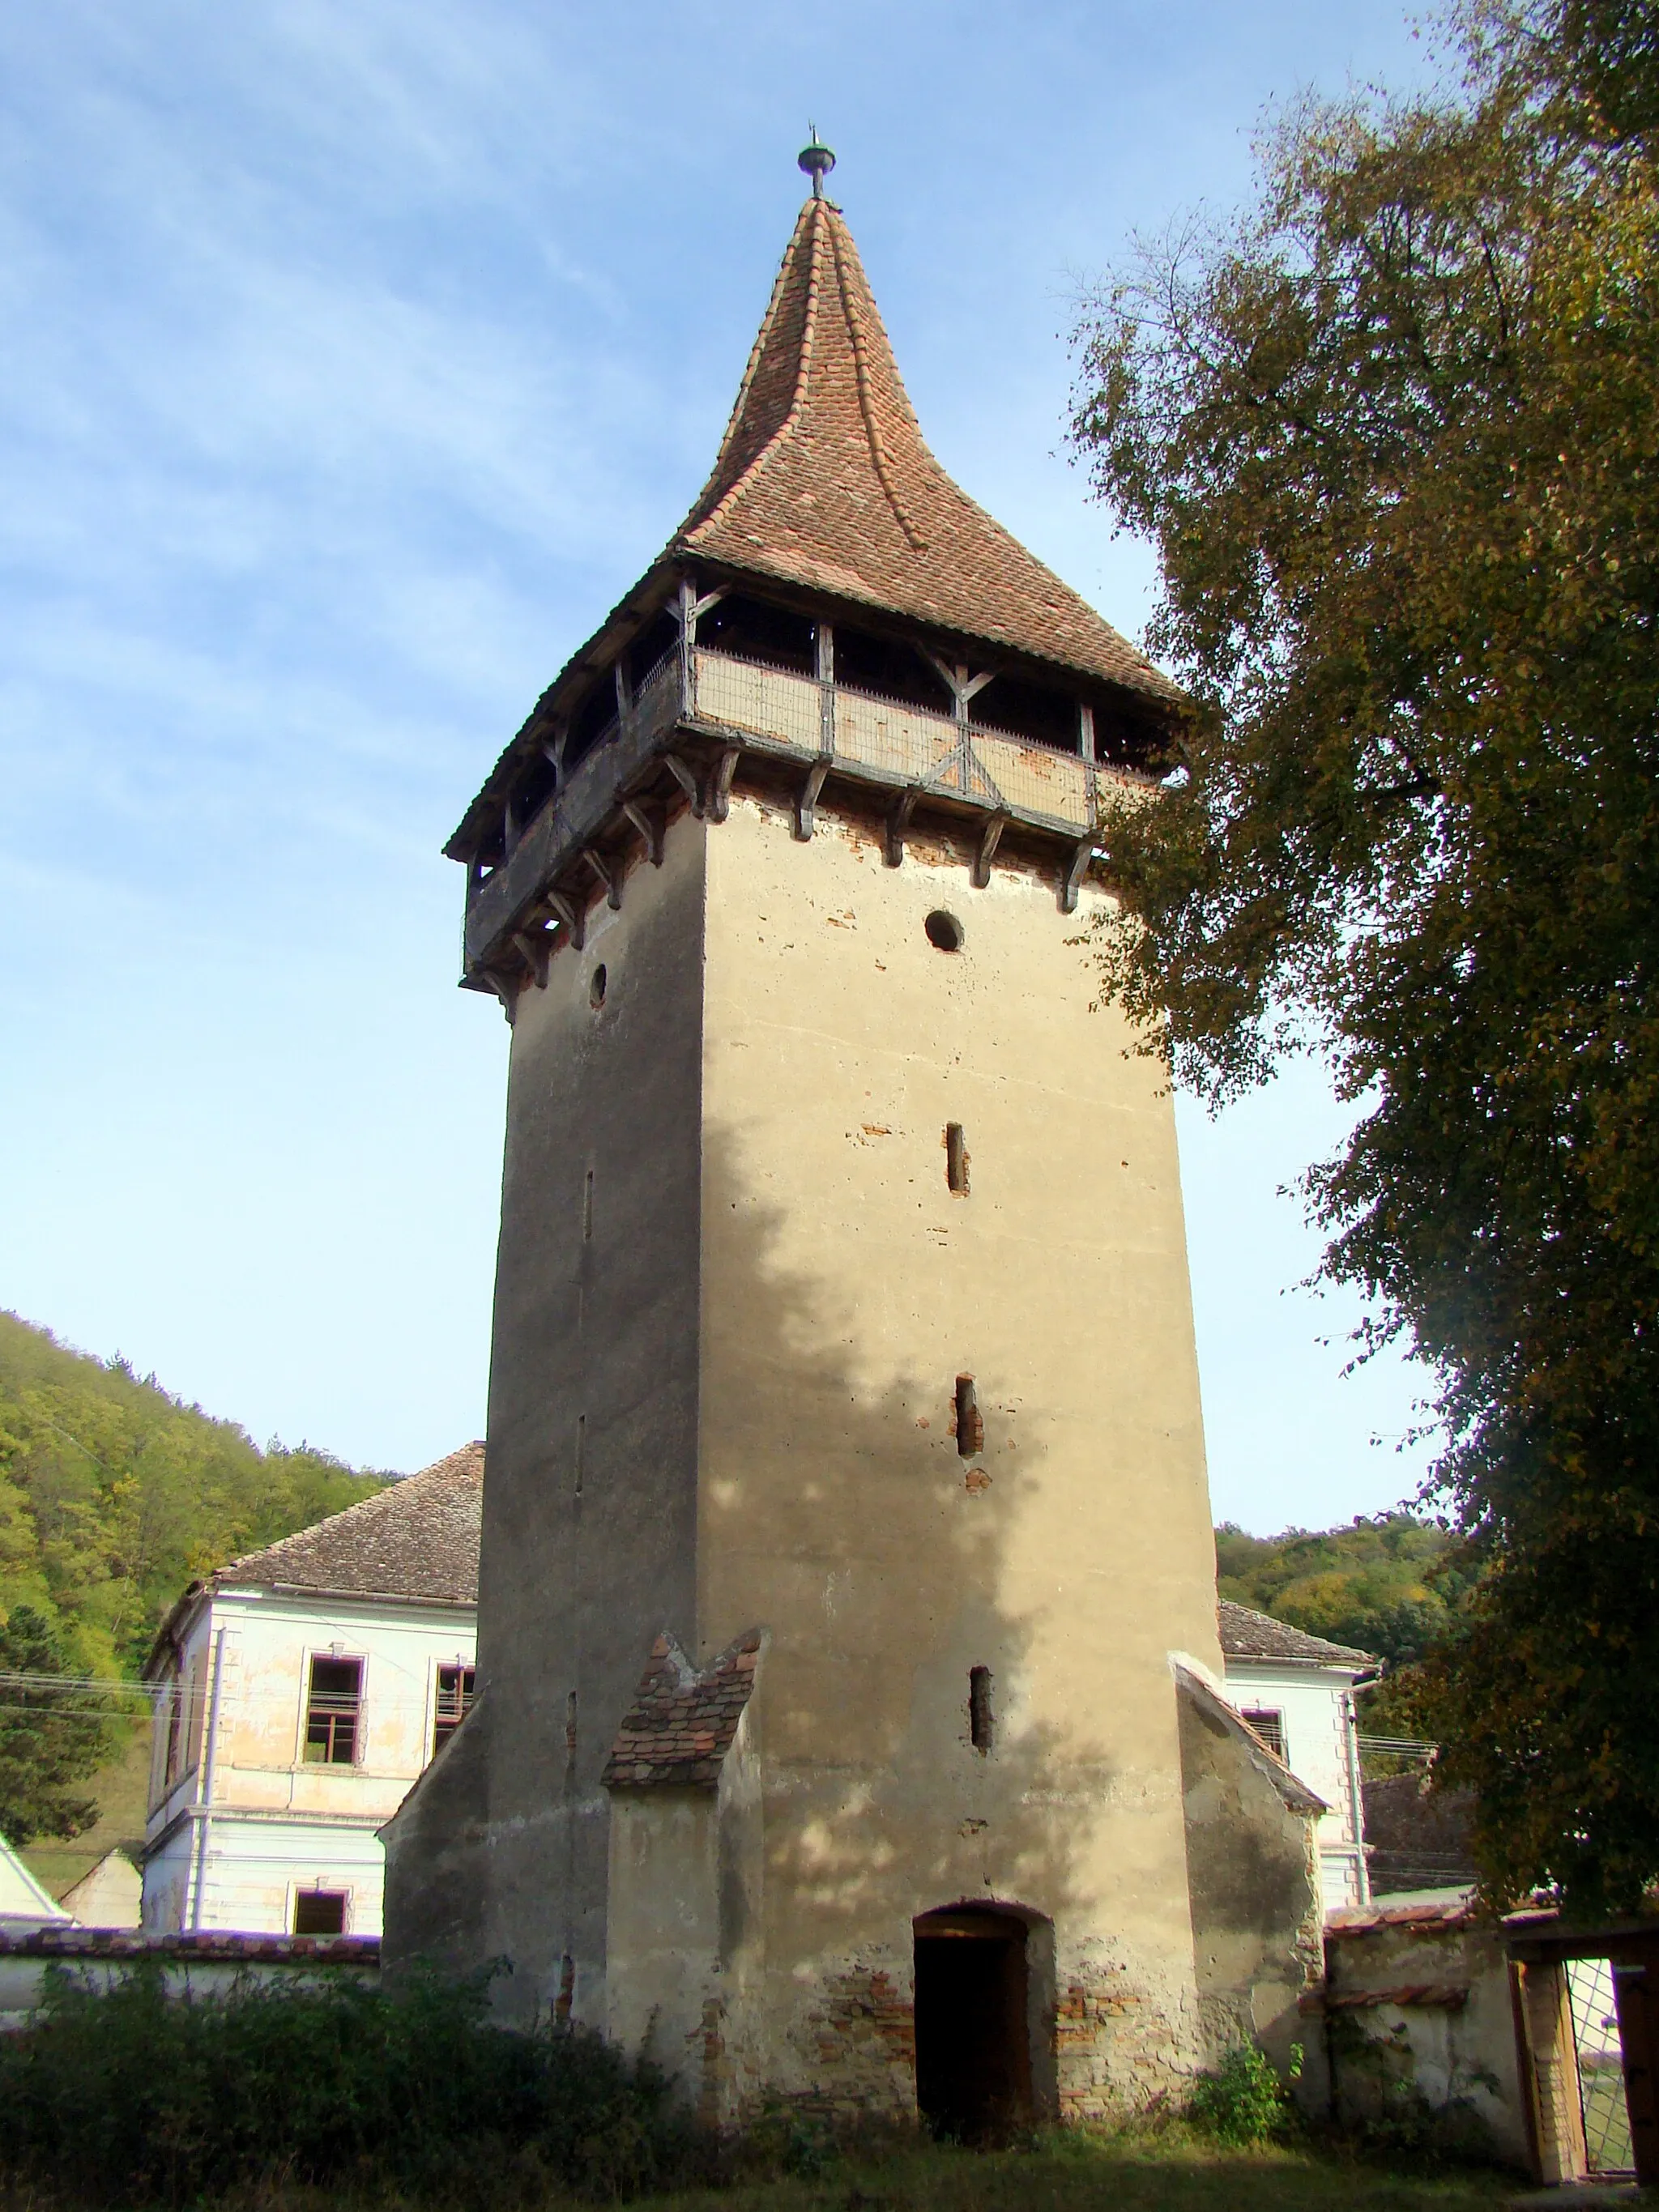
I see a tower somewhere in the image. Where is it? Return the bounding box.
[386,156,1322,2127]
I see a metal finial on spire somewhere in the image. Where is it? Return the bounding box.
[798,128,835,199]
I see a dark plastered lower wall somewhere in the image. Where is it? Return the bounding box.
[1176,1668,1324,2078]
[380,1697,493,1987]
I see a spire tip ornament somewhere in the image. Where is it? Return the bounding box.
[797,129,835,199]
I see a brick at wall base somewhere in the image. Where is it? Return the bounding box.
[1055,1958,1196,2119]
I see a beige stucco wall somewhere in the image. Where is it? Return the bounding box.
[388,781,1226,2117]
[693,792,1220,2112]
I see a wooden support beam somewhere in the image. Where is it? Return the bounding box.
[970,812,1008,890]
[621,799,664,866]
[512,927,552,989]
[1078,703,1097,763]
[483,966,519,1023]
[707,745,740,824]
[502,795,521,859]
[614,661,633,719]
[793,759,832,842]
[544,889,586,953]
[662,752,702,813]
[884,787,919,868]
[1060,839,1094,914]
[582,847,623,911]
[692,586,727,622]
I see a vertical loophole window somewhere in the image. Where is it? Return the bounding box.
[589,963,608,1008]
[955,1375,983,1457]
[565,1689,578,1762]
[574,1414,586,1497]
[582,1168,595,1242]
[969,1667,994,1754]
[945,1123,969,1195]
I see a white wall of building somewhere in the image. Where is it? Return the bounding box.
[1222,1656,1368,1913]
[143,1588,475,1937]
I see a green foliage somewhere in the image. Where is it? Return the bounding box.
[1186,2045,1295,2147]
[0,1963,693,2206]
[0,1603,109,1845]
[1214,1516,1477,1670]
[0,1310,387,1678]
[1071,1,1659,1911]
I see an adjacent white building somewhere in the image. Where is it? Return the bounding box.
[1219,1600,1377,1914]
[140,1445,481,1938]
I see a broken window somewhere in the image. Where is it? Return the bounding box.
[303,1656,363,1765]
[969,1667,995,1754]
[945,1123,970,1194]
[955,1375,984,1456]
[433,1664,476,1755]
[292,1890,348,1936]
[1242,1707,1286,1761]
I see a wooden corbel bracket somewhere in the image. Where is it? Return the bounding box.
[1060,840,1096,914]
[970,812,1009,890]
[662,752,703,817]
[884,788,919,869]
[511,927,552,989]
[582,847,623,912]
[544,889,586,953]
[794,758,832,842]
[706,745,741,824]
[621,799,665,866]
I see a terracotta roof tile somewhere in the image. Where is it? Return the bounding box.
[674,198,1178,705]
[601,1630,763,1790]
[218,1443,484,1605]
[1218,1600,1375,1668]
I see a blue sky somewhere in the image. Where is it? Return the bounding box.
[1,0,1445,1527]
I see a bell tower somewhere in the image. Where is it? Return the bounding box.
[386,151,1314,2127]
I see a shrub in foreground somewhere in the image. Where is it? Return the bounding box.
[0,1963,693,2206]
[1186,2044,1295,2147]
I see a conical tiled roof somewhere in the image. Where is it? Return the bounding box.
[672,196,1177,705]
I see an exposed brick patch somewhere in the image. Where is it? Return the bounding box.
[795,1963,917,2118]
[1054,1954,1193,2118]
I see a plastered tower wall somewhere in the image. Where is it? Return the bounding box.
[696,795,1220,2108]
[471,821,710,2019]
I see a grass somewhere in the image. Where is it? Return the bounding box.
[625,2134,1520,2212]
[20,1718,151,1902]
[0,2130,1525,2212]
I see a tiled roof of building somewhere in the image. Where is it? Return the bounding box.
[1218,1599,1375,1668]
[673,197,1179,706]
[602,1630,763,1790]
[219,1443,484,1605]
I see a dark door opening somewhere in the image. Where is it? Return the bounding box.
[913,1907,1033,2142]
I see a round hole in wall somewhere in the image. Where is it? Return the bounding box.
[589,963,608,1009]
[924,910,965,953]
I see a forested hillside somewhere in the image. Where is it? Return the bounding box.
[0,1311,389,1680]
[1216,1515,1477,1672]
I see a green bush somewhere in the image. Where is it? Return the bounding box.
[0,1962,695,2206]
[1186,2044,1293,2146]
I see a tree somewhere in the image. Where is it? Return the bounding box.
[1071,0,1659,1909]
[0,1605,108,1845]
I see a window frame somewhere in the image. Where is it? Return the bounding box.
[432,1661,477,1758]
[1240,1706,1288,1762]
[301,1652,365,1768]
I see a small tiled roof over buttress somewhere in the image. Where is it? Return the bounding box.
[219,1443,484,1606]
[674,196,1179,707]
[602,1630,763,1789]
[1218,1600,1375,1668]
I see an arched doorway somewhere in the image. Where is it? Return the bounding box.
[913,1905,1035,2142]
